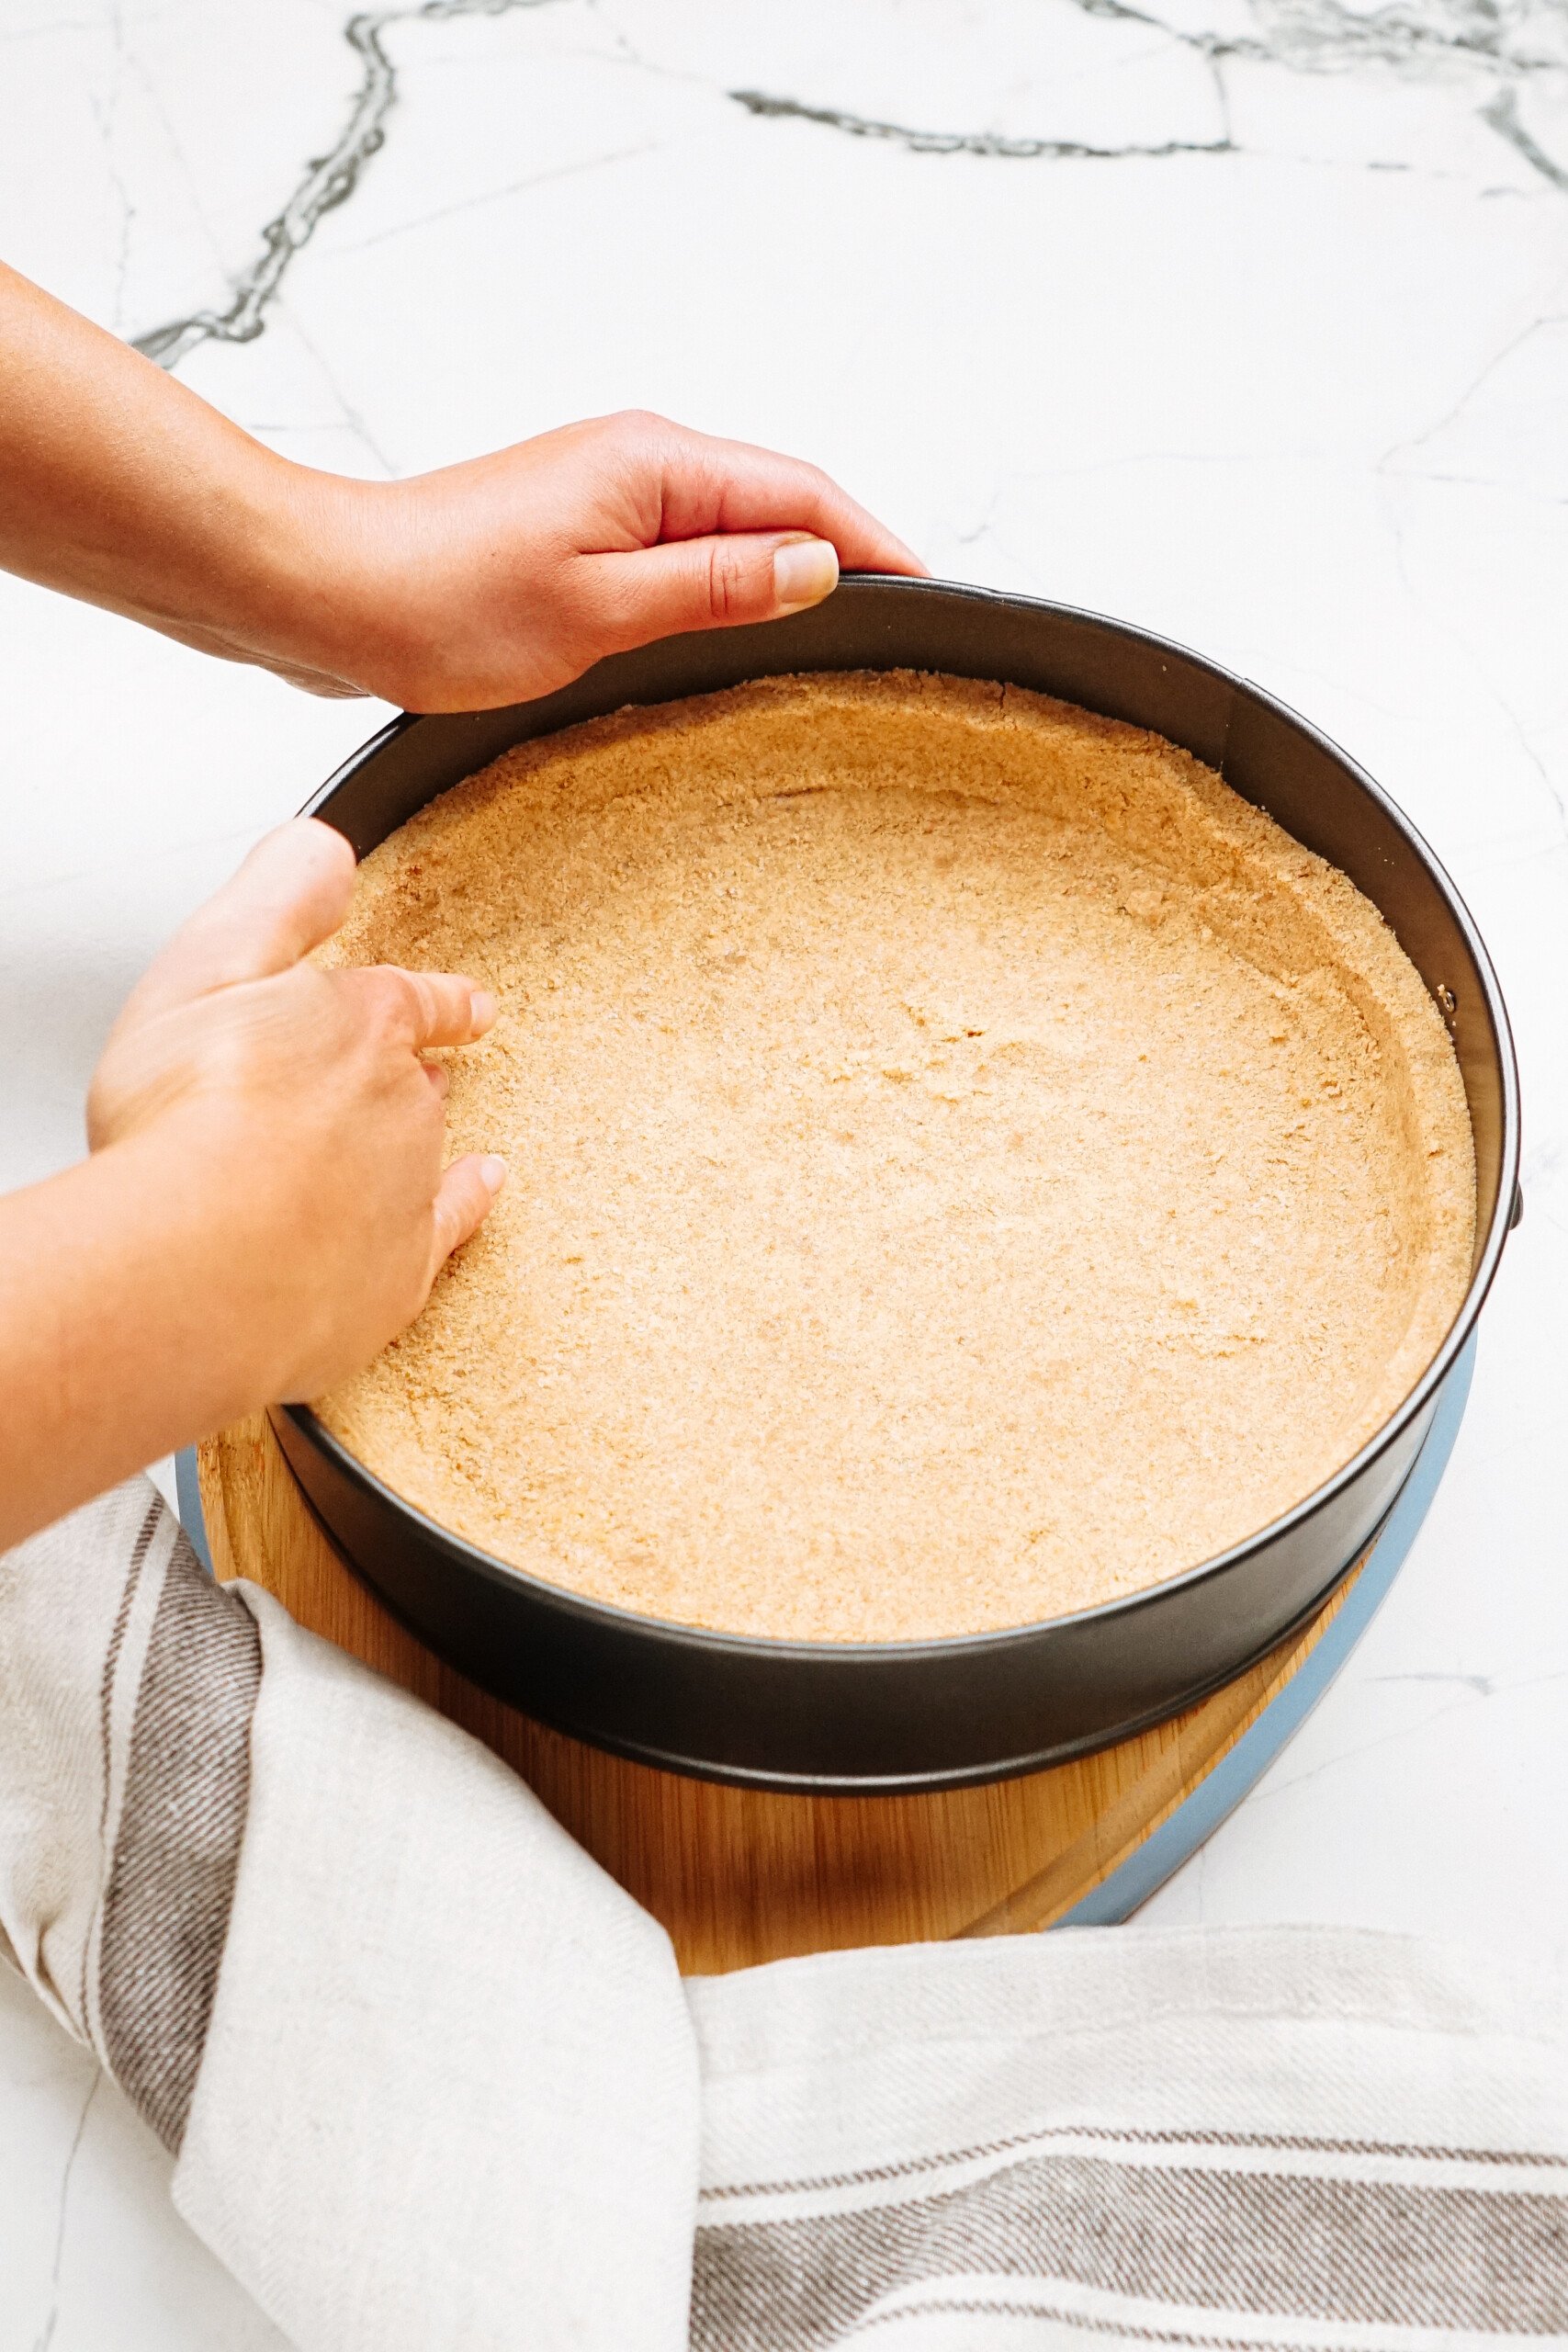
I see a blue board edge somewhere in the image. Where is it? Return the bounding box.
[173,1334,1475,1920]
[175,1443,213,1575]
[1055,1331,1476,1927]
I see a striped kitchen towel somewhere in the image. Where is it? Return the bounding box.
[2,1476,1565,2350]
[688,1934,1568,2349]
[0,1478,699,2352]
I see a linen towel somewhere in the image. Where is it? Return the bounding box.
[0,1478,700,2351]
[3,1476,1565,2350]
[689,1934,1568,2347]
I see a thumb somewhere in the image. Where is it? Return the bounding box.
[122,820,357,1023]
[583,531,840,649]
[428,1151,508,1273]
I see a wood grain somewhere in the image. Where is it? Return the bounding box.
[199,1415,1357,1974]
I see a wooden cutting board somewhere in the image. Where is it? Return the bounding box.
[197,1411,1366,1975]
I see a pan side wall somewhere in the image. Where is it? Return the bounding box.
[291,582,1510,1787]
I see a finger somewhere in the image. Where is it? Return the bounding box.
[429,1152,507,1270]
[122,820,356,1023]
[580,531,843,651]
[342,965,498,1052]
[637,421,926,575]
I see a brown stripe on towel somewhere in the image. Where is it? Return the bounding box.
[691,2153,1568,2348]
[79,1489,164,2036]
[700,2125,1568,2203]
[97,1510,261,2153]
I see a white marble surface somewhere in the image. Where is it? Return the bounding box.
[2,0,1566,2339]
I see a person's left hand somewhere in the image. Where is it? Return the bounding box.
[271,410,926,710]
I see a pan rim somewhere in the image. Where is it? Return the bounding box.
[287,575,1519,1669]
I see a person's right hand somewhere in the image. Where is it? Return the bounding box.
[86,817,504,1403]
[1,264,926,716]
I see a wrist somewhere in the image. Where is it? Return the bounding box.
[0,1133,280,1545]
[99,1113,315,1412]
[89,1123,293,1419]
[180,449,390,695]
[265,469,435,706]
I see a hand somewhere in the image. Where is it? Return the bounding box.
[0,266,924,715]
[0,818,504,1544]
[88,819,503,1402]
[309,411,927,710]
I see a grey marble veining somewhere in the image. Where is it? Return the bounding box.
[727,86,1235,162]
[1,3,1566,2342]
[125,0,1568,379]
[134,0,557,369]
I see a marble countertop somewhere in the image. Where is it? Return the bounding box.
[3,0,1566,2340]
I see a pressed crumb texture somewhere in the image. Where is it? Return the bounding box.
[317,672,1476,1643]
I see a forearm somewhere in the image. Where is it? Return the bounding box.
[0,1136,277,1547]
[1,265,921,714]
[0,261,365,684]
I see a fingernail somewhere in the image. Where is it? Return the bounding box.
[479,1154,508,1195]
[470,988,498,1033]
[773,536,839,614]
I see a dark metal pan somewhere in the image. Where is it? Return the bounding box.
[273,578,1520,1792]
